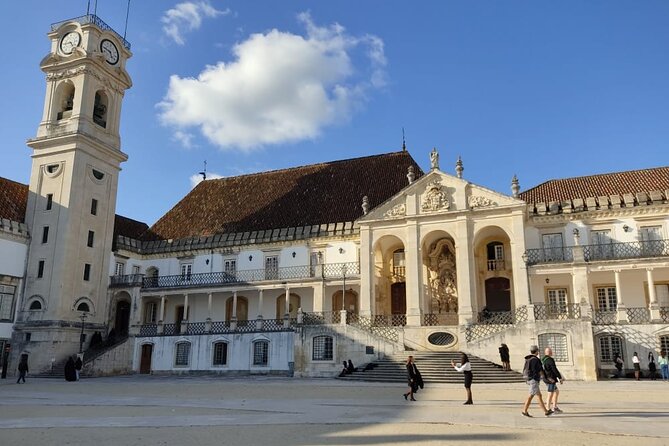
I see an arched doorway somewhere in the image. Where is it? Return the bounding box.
[332,289,359,313]
[114,300,131,336]
[226,296,249,321]
[485,277,511,312]
[276,293,301,319]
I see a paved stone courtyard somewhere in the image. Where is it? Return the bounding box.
[0,376,667,445]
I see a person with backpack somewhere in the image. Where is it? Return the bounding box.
[541,347,564,413]
[521,345,553,418]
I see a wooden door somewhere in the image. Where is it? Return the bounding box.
[484,277,511,311]
[391,283,406,314]
[115,301,131,335]
[139,344,152,374]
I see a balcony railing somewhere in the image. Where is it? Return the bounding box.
[137,319,295,337]
[487,260,505,271]
[583,240,669,262]
[109,273,144,288]
[423,312,459,326]
[139,262,360,290]
[524,247,574,266]
[533,303,581,320]
[592,309,617,325]
[51,14,131,49]
[626,307,650,324]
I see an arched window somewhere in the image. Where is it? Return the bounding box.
[312,335,333,361]
[93,91,108,128]
[29,300,43,310]
[212,341,228,366]
[392,249,405,277]
[55,81,75,120]
[253,340,269,366]
[538,333,568,362]
[76,302,90,313]
[175,341,191,366]
[598,335,623,363]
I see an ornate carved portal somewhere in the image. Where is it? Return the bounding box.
[427,239,458,313]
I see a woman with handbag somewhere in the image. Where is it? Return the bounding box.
[403,356,419,401]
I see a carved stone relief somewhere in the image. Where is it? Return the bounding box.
[468,195,497,208]
[421,179,450,212]
[427,239,458,313]
[383,203,406,219]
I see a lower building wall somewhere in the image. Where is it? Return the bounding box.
[84,337,134,376]
[133,331,295,374]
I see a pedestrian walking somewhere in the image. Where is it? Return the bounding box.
[499,343,510,371]
[451,353,473,405]
[648,352,657,381]
[16,355,28,384]
[658,350,669,382]
[521,345,553,417]
[74,356,83,381]
[403,356,421,401]
[64,356,77,382]
[614,354,624,378]
[541,347,564,413]
[632,352,641,380]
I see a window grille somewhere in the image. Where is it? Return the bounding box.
[538,333,568,362]
[175,342,190,366]
[213,342,228,365]
[253,340,269,366]
[312,335,334,361]
[660,336,669,354]
[597,287,617,311]
[598,335,622,363]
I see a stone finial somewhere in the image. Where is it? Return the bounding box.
[361,195,369,215]
[407,165,415,184]
[430,147,439,170]
[455,156,463,179]
[511,174,520,198]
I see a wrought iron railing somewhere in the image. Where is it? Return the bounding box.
[524,247,574,266]
[138,324,157,336]
[135,319,296,337]
[373,314,407,326]
[302,311,341,325]
[51,14,131,49]
[109,273,144,288]
[533,303,581,320]
[661,307,669,323]
[592,309,617,325]
[423,313,459,326]
[466,306,528,342]
[626,307,650,324]
[487,260,505,271]
[141,262,360,289]
[583,240,669,262]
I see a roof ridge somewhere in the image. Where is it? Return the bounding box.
[522,165,669,193]
[0,175,28,188]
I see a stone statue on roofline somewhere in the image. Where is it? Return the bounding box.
[430,147,439,171]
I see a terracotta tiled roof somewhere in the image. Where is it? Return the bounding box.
[519,166,669,204]
[145,151,422,241]
[0,175,147,239]
[0,177,28,223]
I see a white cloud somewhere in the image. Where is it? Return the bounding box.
[162,1,229,45]
[159,13,387,151]
[173,130,196,148]
[189,171,224,188]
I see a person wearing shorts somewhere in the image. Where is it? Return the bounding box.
[522,345,553,418]
[542,347,564,413]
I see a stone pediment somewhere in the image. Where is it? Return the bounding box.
[358,170,525,222]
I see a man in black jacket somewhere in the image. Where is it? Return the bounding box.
[521,345,553,417]
[542,347,564,413]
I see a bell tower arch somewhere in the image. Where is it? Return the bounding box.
[15,14,133,372]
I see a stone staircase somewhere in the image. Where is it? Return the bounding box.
[338,351,524,384]
[30,358,70,379]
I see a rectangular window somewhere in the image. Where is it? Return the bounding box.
[596,287,617,311]
[224,259,236,276]
[83,263,91,281]
[180,263,192,282]
[132,265,141,275]
[253,341,269,366]
[547,288,568,312]
[42,226,49,244]
[542,233,564,261]
[640,226,663,256]
[265,255,279,280]
[144,302,157,323]
[87,230,95,248]
[213,342,228,366]
[598,336,622,362]
[37,260,45,279]
[0,285,16,321]
[46,194,53,211]
[175,342,191,366]
[115,262,125,276]
[91,199,98,216]
[312,336,334,361]
[590,230,613,259]
[393,250,406,277]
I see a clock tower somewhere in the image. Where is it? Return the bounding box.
[13,14,132,372]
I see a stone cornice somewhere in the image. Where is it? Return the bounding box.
[530,203,669,224]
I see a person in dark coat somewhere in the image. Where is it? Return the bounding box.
[16,355,29,384]
[648,352,657,380]
[347,359,355,374]
[64,356,77,382]
[338,361,349,377]
[499,343,510,371]
[74,356,83,381]
[542,347,564,413]
[403,356,420,401]
[614,354,624,378]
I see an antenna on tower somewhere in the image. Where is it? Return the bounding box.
[402,127,406,152]
[123,0,131,40]
[93,0,98,15]
[86,0,91,15]
[199,160,207,181]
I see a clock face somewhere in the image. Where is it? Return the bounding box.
[100,39,119,65]
[60,32,81,55]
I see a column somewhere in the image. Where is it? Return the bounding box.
[571,266,592,320]
[232,291,238,320]
[648,268,662,321]
[404,221,422,326]
[256,289,265,330]
[157,295,166,334]
[205,292,213,332]
[614,270,628,323]
[283,284,291,328]
[454,217,475,325]
[358,225,373,318]
[312,283,324,312]
[183,294,189,321]
[509,212,532,311]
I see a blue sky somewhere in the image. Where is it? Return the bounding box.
[1,1,668,225]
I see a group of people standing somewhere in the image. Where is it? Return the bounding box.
[403,353,472,405]
[615,350,669,381]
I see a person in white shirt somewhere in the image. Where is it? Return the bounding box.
[632,352,641,381]
[451,353,473,405]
